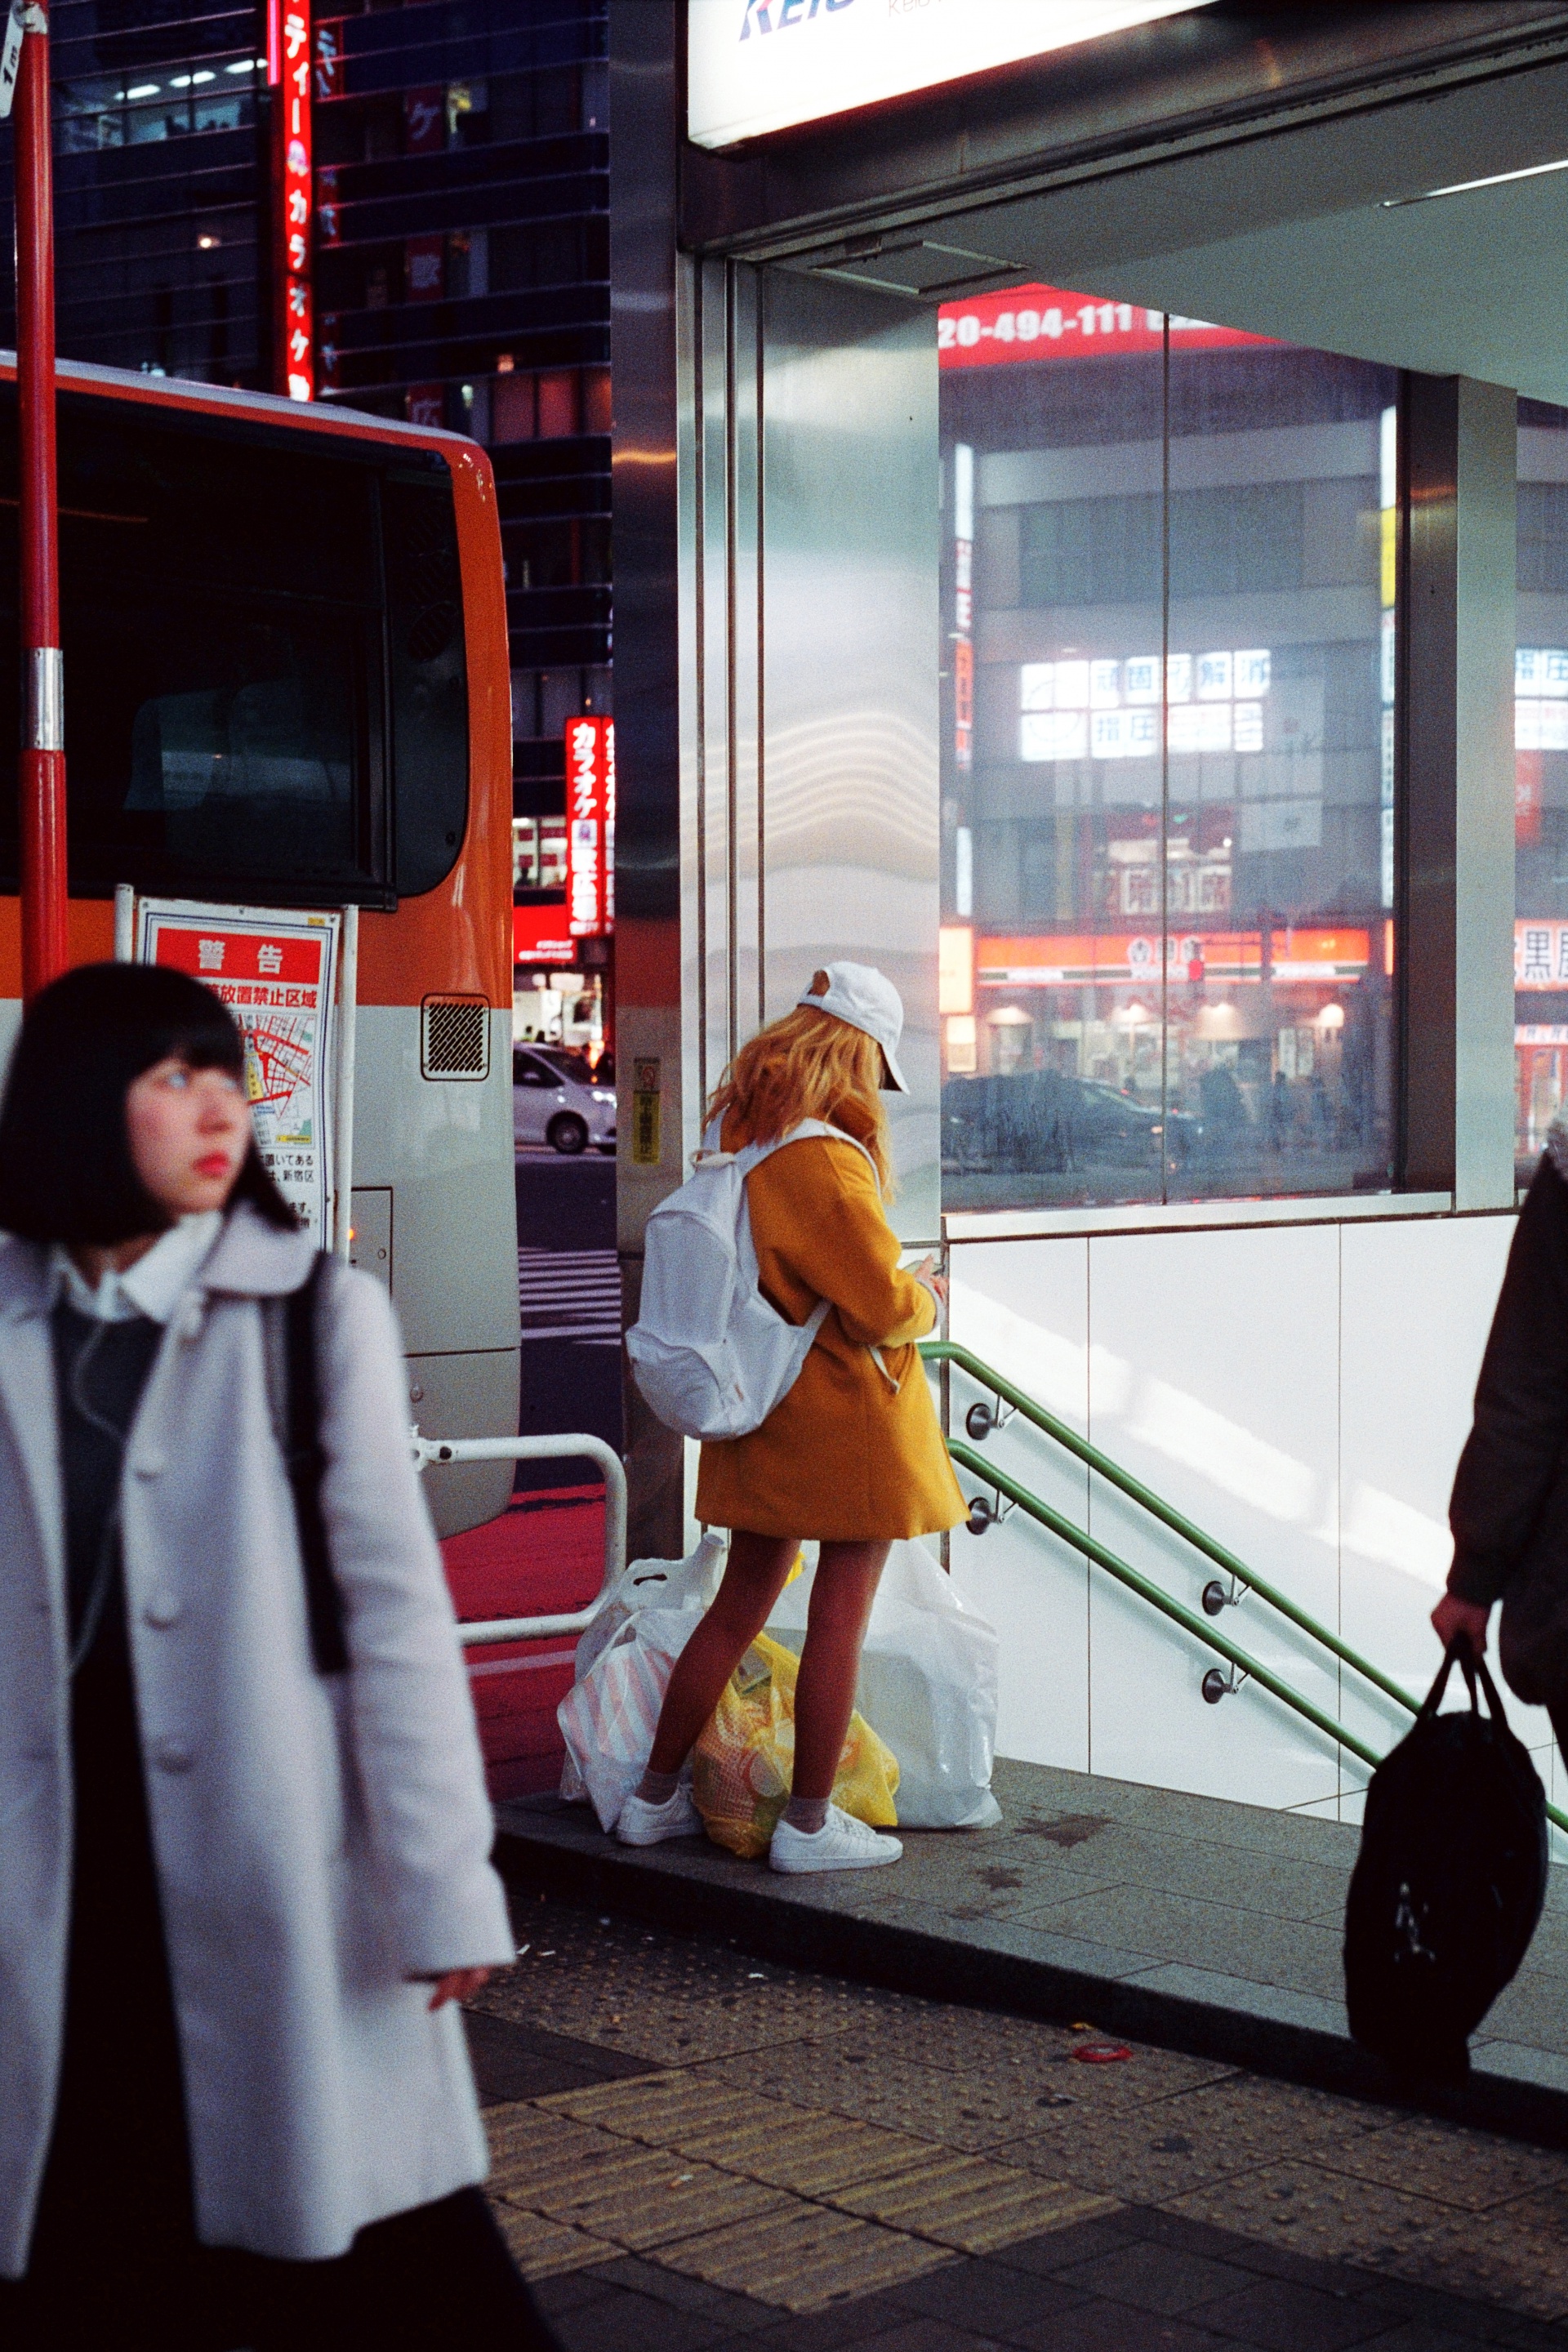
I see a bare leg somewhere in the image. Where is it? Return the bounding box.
[791,1539,891,1802]
[644,1531,800,1776]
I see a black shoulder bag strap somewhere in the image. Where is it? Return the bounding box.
[282,1251,349,1677]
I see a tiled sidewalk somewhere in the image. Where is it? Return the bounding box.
[469,1895,1568,2348]
[495,1754,1568,2145]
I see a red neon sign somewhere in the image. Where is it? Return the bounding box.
[938,284,1276,371]
[513,906,577,968]
[565,717,616,938]
[274,0,313,400]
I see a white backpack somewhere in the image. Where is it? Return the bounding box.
[627,1118,877,1441]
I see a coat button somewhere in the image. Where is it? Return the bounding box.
[143,1589,182,1629]
[149,1738,195,1773]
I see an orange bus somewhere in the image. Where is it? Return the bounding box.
[0,356,518,1538]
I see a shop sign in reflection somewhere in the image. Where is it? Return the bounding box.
[975,930,1371,987]
[1515,920,1568,987]
[938,283,1274,368]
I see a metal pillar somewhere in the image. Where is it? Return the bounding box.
[13,6,65,1000]
[1401,372,1516,1208]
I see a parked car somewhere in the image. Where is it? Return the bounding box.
[942,1070,1200,1175]
[513,1046,617,1155]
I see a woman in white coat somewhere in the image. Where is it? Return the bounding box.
[0,964,546,2350]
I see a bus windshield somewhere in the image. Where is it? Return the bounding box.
[0,387,470,906]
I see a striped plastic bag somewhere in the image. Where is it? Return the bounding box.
[693,1633,899,1860]
[557,1605,702,1831]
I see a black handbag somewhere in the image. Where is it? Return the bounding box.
[1343,1641,1547,2080]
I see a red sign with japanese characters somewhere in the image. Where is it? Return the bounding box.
[271,0,314,400]
[136,901,341,1239]
[565,717,615,938]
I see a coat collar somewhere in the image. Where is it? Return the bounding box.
[196,1201,318,1298]
[0,1201,316,1321]
[0,1234,51,1322]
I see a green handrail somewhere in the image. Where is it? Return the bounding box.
[946,1434,1383,1769]
[924,1338,1416,1720]
[925,1342,1568,1837]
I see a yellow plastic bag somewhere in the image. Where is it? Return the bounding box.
[692,1633,899,1860]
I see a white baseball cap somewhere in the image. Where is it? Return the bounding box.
[797,961,909,1093]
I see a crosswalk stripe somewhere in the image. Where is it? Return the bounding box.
[518,1247,621,1346]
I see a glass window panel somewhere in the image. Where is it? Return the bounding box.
[941,290,1164,1209]
[940,285,1398,1210]
[1515,399,1568,1178]
[1165,344,1396,1202]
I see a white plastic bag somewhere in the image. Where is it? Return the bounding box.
[557,1533,727,1829]
[767,1539,1002,1829]
[573,1530,728,1683]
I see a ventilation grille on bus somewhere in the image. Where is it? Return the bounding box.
[421,996,490,1081]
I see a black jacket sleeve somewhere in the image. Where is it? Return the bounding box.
[1449,1154,1568,1605]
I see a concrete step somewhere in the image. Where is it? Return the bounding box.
[494,1754,1568,2150]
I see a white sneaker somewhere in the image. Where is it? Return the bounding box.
[768,1805,903,1874]
[615,1784,703,1846]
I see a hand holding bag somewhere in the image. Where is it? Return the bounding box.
[1343,1641,1547,2080]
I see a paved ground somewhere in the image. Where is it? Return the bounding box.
[497,1755,1568,2143]
[468,1889,1568,2349]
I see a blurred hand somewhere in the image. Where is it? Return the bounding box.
[1431,1592,1491,1657]
[912,1253,948,1306]
[419,1967,492,2012]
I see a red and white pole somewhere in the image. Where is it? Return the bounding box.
[12,5,65,1000]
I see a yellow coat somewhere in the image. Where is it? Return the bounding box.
[694,1125,966,1543]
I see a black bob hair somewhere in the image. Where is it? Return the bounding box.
[0,961,297,1245]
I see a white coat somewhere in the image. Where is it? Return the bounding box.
[0,1204,516,2274]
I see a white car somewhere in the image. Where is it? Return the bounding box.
[512,1046,616,1155]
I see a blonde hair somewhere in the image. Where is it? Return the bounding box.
[706,982,893,1196]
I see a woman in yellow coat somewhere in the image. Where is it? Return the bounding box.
[618,964,965,1874]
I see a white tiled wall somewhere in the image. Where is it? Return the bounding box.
[946,1208,1535,1818]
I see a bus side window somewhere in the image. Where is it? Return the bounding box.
[383,472,469,898]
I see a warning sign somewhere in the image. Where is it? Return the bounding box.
[136,899,341,1240]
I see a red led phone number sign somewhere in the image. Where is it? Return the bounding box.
[938,284,1275,369]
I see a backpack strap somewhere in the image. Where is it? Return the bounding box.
[777,1117,883,1189]
[749,1120,900,1384]
[265,1252,348,1677]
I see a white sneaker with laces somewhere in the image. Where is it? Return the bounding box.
[615,1784,703,1846]
[768,1805,903,1874]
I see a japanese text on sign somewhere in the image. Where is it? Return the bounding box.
[136,900,340,1240]
[565,715,616,938]
[631,1058,661,1168]
[271,0,314,400]
[1517,920,1568,990]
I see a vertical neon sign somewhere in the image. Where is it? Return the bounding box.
[271,0,313,400]
[565,717,616,938]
